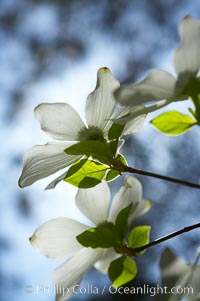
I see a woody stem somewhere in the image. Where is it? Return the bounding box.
[122,165,200,189]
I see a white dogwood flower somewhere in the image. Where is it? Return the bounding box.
[19,67,145,188]
[30,176,152,301]
[115,16,200,113]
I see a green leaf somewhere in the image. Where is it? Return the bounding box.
[64,159,108,188]
[188,107,197,119]
[106,154,128,182]
[76,222,118,248]
[108,122,125,141]
[108,123,125,155]
[151,111,196,135]
[106,169,120,182]
[115,204,133,240]
[65,159,86,178]
[108,256,137,287]
[116,153,128,166]
[77,177,102,188]
[64,140,113,165]
[128,226,151,254]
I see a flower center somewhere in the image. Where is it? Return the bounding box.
[78,126,105,142]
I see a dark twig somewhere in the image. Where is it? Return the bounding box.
[129,222,200,255]
[123,165,200,189]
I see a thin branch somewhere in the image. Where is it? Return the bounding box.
[123,165,200,189]
[128,222,200,255]
[193,250,200,266]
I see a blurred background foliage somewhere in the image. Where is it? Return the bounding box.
[1,0,200,300]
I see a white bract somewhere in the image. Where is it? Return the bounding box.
[157,248,200,301]
[19,67,146,189]
[30,176,152,301]
[115,16,200,115]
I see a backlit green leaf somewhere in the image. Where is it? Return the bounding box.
[64,159,108,188]
[108,256,137,287]
[188,107,197,119]
[108,123,125,155]
[105,154,128,182]
[76,222,118,248]
[128,225,151,254]
[106,169,120,182]
[115,204,133,240]
[65,140,113,165]
[108,122,125,141]
[151,111,196,135]
[116,153,128,167]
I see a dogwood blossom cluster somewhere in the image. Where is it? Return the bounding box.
[30,177,151,301]
[18,14,200,301]
[19,67,145,189]
[115,16,200,135]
